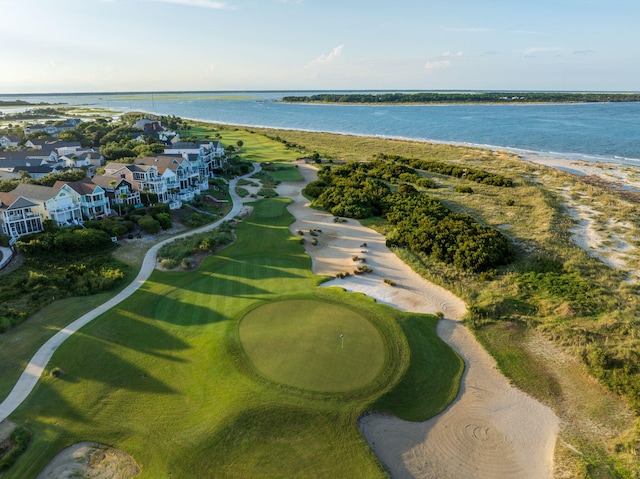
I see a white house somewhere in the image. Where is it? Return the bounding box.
[12,183,83,227]
[0,192,44,239]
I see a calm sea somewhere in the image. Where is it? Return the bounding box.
[2,91,639,165]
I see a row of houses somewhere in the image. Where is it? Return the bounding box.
[0,141,226,242]
[0,139,103,180]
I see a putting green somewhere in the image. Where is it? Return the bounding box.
[239,300,386,392]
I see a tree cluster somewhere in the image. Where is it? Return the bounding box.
[282,92,640,104]
[311,161,513,272]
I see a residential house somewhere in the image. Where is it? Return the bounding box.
[12,183,83,227]
[91,175,141,213]
[104,162,170,205]
[57,151,103,176]
[54,179,111,220]
[0,135,21,148]
[136,155,203,205]
[0,192,44,240]
[23,119,81,137]
[164,141,226,177]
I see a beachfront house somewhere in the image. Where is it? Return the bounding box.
[91,175,141,212]
[164,141,226,177]
[0,192,45,240]
[104,162,169,205]
[54,179,111,220]
[135,155,205,205]
[11,183,83,227]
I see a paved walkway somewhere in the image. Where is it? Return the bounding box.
[0,246,14,270]
[0,167,256,423]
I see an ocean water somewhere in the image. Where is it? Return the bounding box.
[2,91,639,164]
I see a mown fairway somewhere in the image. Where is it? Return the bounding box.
[6,197,462,478]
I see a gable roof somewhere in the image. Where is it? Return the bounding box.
[0,192,38,211]
[53,179,100,196]
[12,183,61,201]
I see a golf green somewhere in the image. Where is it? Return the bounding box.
[239,300,386,392]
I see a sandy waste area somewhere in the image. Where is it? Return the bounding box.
[277,162,560,479]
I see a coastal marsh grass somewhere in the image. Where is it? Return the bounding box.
[5,198,462,478]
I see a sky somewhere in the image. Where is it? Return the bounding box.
[1,0,639,94]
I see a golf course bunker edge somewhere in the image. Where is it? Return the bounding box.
[239,300,386,392]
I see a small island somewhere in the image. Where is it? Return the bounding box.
[282,91,640,104]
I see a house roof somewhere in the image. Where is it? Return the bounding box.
[0,193,37,211]
[92,175,129,190]
[0,134,21,142]
[54,179,99,196]
[12,183,61,201]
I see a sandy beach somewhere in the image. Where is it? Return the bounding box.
[276,162,560,479]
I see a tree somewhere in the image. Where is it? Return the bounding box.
[236,140,244,149]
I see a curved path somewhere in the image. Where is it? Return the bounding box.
[0,168,256,423]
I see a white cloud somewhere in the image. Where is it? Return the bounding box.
[424,60,450,72]
[306,45,344,69]
[49,58,57,68]
[148,0,229,9]
[442,51,462,57]
[524,47,561,56]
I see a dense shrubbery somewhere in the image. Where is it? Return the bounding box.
[84,219,128,237]
[137,216,161,234]
[0,253,126,332]
[313,161,514,272]
[374,153,513,187]
[157,222,234,268]
[16,227,114,257]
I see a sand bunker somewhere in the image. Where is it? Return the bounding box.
[278,162,560,478]
[35,442,140,479]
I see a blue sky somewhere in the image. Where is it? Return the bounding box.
[1,0,638,93]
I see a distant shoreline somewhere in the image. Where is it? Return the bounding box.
[281,92,640,105]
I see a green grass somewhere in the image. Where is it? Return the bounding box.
[183,122,303,163]
[5,198,462,479]
[239,300,386,392]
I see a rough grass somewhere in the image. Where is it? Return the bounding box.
[4,198,462,479]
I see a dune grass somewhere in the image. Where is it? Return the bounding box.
[5,198,462,478]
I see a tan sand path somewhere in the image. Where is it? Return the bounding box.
[277,162,560,478]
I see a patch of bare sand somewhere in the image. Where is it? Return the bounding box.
[35,442,140,479]
[277,162,560,479]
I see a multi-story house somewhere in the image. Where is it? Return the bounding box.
[91,175,142,213]
[104,162,170,205]
[164,141,225,178]
[54,180,111,220]
[135,155,206,204]
[11,183,83,227]
[0,192,44,240]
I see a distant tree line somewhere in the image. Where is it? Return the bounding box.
[308,161,513,272]
[282,92,640,104]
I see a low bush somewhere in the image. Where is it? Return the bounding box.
[0,426,31,472]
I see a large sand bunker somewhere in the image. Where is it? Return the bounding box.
[277,162,560,478]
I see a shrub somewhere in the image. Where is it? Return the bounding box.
[383,278,396,286]
[154,212,172,230]
[0,426,31,472]
[455,185,474,194]
[137,216,161,234]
